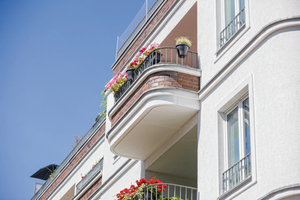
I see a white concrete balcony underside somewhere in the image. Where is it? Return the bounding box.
[106,88,199,160]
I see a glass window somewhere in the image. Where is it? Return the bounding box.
[243,98,250,155]
[223,97,251,192]
[220,0,246,47]
[225,0,236,25]
[227,107,240,167]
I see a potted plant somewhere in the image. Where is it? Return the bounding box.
[106,72,128,95]
[126,65,136,81]
[175,36,192,58]
[116,177,167,200]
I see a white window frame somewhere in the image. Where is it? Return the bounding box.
[217,75,257,199]
[224,95,249,170]
[222,0,245,27]
[215,0,250,57]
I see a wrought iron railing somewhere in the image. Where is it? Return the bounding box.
[141,183,198,200]
[76,158,103,194]
[114,47,198,102]
[222,153,251,193]
[116,0,164,59]
[220,7,245,47]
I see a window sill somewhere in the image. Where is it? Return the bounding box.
[218,175,255,200]
[214,25,250,64]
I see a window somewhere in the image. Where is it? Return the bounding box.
[223,97,251,192]
[220,0,246,47]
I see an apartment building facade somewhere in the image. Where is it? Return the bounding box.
[31,0,300,199]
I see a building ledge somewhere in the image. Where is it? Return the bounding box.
[108,63,201,121]
[106,87,200,160]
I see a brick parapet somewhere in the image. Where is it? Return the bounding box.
[111,71,199,126]
[113,0,176,76]
[78,177,102,200]
[38,124,106,200]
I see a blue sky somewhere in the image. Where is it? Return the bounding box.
[0,1,146,199]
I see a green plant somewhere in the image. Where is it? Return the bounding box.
[99,90,107,117]
[106,72,128,95]
[49,169,56,180]
[126,64,136,69]
[175,36,192,47]
[116,177,166,200]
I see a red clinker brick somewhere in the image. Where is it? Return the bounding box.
[182,83,194,89]
[158,81,171,85]
[182,77,194,82]
[153,78,166,82]
[150,82,159,88]
[178,72,189,77]
[111,70,193,126]
[79,178,102,200]
[189,82,199,87]
[171,82,182,87]
[170,75,179,80]
[178,80,188,85]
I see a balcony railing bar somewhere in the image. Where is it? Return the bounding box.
[76,158,103,194]
[143,183,198,200]
[114,47,198,102]
[222,153,251,193]
[220,7,245,47]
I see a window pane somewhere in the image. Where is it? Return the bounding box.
[227,107,239,167]
[225,0,235,25]
[243,98,251,155]
[239,0,245,10]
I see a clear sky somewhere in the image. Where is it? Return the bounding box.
[0,1,146,199]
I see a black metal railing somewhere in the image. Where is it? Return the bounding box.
[76,158,103,194]
[140,183,198,200]
[114,47,198,102]
[222,153,251,193]
[220,7,245,47]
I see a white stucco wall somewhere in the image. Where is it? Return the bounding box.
[198,0,300,85]
[198,27,300,199]
[96,161,142,200]
[44,1,300,200]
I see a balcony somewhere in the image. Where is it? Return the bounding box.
[141,183,198,200]
[106,47,200,161]
[114,47,198,102]
[76,158,103,194]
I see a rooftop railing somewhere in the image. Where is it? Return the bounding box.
[142,183,198,200]
[222,153,251,193]
[220,7,245,47]
[116,0,164,59]
[76,158,103,194]
[114,47,198,102]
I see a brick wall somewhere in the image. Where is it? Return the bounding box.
[78,177,102,200]
[113,0,177,76]
[39,124,106,200]
[111,71,199,126]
